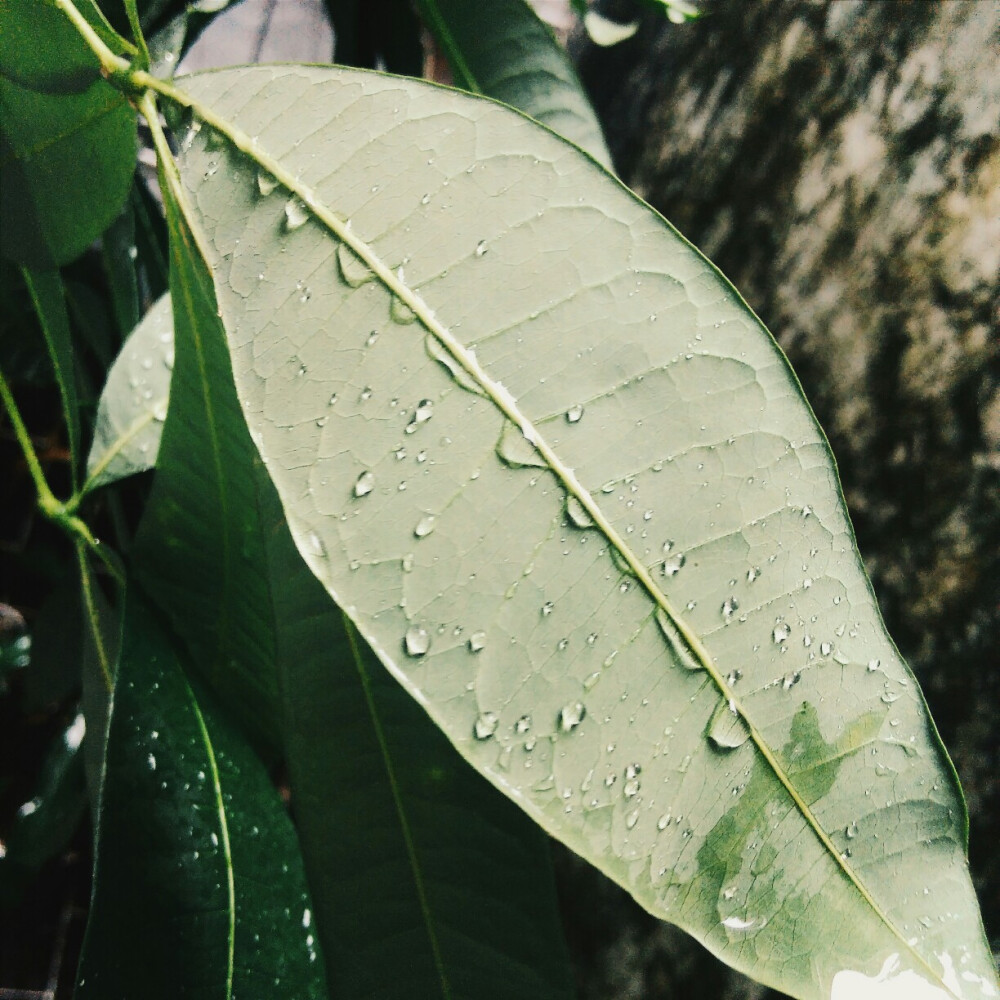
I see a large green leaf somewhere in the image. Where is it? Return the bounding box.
[164,66,994,999]
[417,0,612,167]
[75,590,327,999]
[135,121,577,997]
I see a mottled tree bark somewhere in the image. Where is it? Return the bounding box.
[560,1,999,996]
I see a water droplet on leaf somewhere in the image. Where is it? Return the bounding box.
[662,553,686,577]
[336,242,374,287]
[257,171,278,196]
[565,404,584,423]
[656,609,702,671]
[558,701,586,732]
[354,471,374,497]
[284,197,309,230]
[404,625,430,657]
[414,514,436,538]
[405,399,434,433]
[566,496,594,528]
[496,421,546,468]
[706,698,750,750]
[468,630,486,653]
[474,712,498,740]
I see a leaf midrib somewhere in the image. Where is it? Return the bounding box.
[138,68,954,997]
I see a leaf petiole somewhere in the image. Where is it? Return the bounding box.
[0,368,122,584]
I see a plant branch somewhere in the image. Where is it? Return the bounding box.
[54,0,131,78]
[0,367,122,584]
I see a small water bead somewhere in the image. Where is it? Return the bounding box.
[473,712,499,740]
[475,240,488,257]
[354,471,375,497]
[416,450,427,464]
[623,780,641,800]
[366,330,379,347]
[845,821,858,839]
[657,813,671,831]
[394,446,406,461]
[583,672,601,690]
[558,701,586,732]
[747,566,761,583]
[557,638,569,651]
[405,399,434,433]
[414,515,436,538]
[722,597,739,621]
[772,622,791,644]
[514,715,532,735]
[586,632,598,645]
[782,671,801,690]
[153,400,168,422]
[820,641,833,656]
[284,197,309,230]
[867,658,880,672]
[420,192,431,205]
[565,404,584,424]
[662,553,686,577]
[625,809,640,830]
[404,625,430,657]
[401,553,414,573]
[360,386,373,402]
[541,601,554,617]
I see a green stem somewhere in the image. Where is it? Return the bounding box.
[76,541,115,693]
[123,0,151,72]
[0,366,60,516]
[54,0,131,78]
[0,367,122,585]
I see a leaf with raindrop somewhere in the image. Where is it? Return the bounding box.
[76,591,328,999]
[162,65,993,1000]
[85,292,174,492]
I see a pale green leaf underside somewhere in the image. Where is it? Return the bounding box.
[171,66,994,1000]
[85,291,172,490]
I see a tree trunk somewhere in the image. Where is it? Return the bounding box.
[562,1,1000,995]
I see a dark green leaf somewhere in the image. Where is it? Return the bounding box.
[75,590,327,999]
[0,73,136,267]
[0,0,124,94]
[0,712,87,908]
[130,142,280,750]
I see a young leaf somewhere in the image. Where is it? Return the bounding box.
[416,0,613,167]
[85,292,173,493]
[165,66,994,1000]
[135,120,579,996]
[75,591,327,999]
